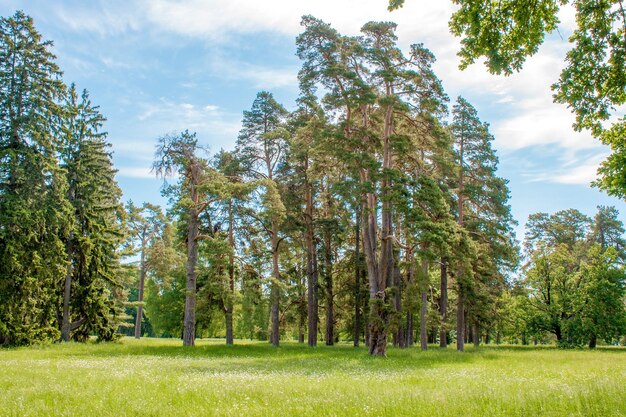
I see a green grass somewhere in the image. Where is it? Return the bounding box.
[1,338,624,416]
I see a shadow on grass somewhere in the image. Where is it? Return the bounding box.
[38,339,487,375]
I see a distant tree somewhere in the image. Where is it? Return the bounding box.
[144,220,186,337]
[523,207,626,347]
[125,201,166,339]
[574,246,626,348]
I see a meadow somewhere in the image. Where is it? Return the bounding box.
[1,338,624,416]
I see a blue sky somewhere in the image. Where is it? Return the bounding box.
[2,0,625,241]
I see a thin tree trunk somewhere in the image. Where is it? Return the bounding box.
[406,250,416,347]
[134,231,147,339]
[473,320,480,347]
[61,237,74,342]
[303,160,316,345]
[225,200,235,345]
[183,206,199,347]
[420,258,428,351]
[324,229,334,346]
[456,286,465,352]
[456,117,466,352]
[270,220,280,347]
[353,203,361,347]
[394,259,405,348]
[305,174,318,347]
[439,259,448,348]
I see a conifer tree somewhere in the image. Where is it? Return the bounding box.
[58,85,125,341]
[125,201,166,339]
[154,130,214,346]
[0,11,69,345]
[236,91,289,346]
[450,96,516,350]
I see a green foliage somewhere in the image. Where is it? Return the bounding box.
[449,0,562,75]
[59,85,125,342]
[522,207,626,347]
[445,0,626,196]
[0,11,69,345]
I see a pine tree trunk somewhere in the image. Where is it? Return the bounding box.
[226,200,235,345]
[420,259,428,351]
[270,220,280,347]
[394,258,405,348]
[225,308,233,345]
[353,204,361,348]
[439,259,448,348]
[305,178,318,347]
[324,230,334,346]
[134,233,147,339]
[183,206,199,347]
[61,237,74,342]
[473,321,480,347]
[456,286,465,352]
[406,250,416,347]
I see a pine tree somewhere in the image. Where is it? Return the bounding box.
[236,91,289,347]
[153,130,214,346]
[450,96,517,351]
[125,201,166,339]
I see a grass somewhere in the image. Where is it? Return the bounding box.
[1,338,624,416]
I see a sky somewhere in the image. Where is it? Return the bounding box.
[2,0,625,242]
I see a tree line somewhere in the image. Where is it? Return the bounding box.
[1,11,624,353]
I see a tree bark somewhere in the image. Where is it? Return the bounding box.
[420,258,428,351]
[61,237,74,342]
[183,204,199,347]
[353,203,361,347]
[225,199,235,345]
[394,255,405,348]
[406,250,416,347]
[473,320,480,347]
[324,229,334,346]
[270,219,281,347]
[134,230,147,339]
[305,173,318,347]
[456,285,465,352]
[439,259,448,348]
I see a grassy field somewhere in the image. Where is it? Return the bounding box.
[0,338,624,416]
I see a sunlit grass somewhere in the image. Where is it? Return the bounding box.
[1,338,624,416]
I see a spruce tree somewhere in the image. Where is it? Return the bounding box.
[0,11,69,345]
[58,85,125,341]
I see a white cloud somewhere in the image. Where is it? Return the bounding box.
[54,1,142,36]
[526,150,609,185]
[116,166,155,179]
[135,98,241,147]
[142,0,394,40]
[493,99,597,152]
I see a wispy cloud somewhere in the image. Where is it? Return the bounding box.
[135,98,241,148]
[116,166,155,179]
[54,1,142,37]
[526,150,608,185]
